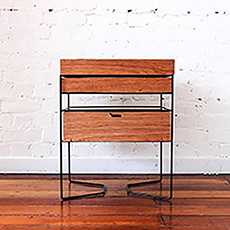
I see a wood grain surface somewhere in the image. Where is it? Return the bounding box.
[61,77,172,93]
[0,175,230,229]
[60,59,174,75]
[63,111,171,142]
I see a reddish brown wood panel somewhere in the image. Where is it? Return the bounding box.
[63,112,171,142]
[0,216,163,227]
[60,59,174,75]
[1,205,230,216]
[61,77,172,93]
[163,215,230,227]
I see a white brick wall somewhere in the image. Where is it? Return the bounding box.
[0,0,230,173]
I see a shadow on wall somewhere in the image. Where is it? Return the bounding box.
[175,79,230,173]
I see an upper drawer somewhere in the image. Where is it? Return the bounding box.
[62,77,172,93]
[60,59,174,76]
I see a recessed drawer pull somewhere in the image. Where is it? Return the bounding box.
[109,112,122,118]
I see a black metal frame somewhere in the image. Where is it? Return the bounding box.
[60,76,106,201]
[126,75,174,200]
[60,74,174,201]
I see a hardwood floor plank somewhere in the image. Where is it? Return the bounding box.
[1,205,230,216]
[158,198,230,206]
[0,215,163,226]
[0,190,229,199]
[2,183,229,193]
[0,227,163,230]
[0,197,155,206]
[1,197,230,207]
[162,215,230,227]
[1,198,230,208]
[1,226,229,230]
[0,174,227,180]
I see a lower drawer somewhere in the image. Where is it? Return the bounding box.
[63,112,171,142]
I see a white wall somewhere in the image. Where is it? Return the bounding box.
[0,0,230,174]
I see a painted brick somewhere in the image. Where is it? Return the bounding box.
[25,129,43,142]
[33,84,55,99]
[32,114,52,128]
[207,129,230,143]
[9,143,31,157]
[30,143,51,157]
[0,82,14,99]
[43,128,58,142]
[3,130,27,142]
[0,143,10,156]
[12,114,33,130]
[127,13,152,27]
[218,144,230,159]
[13,84,34,99]
[176,129,207,143]
[3,129,42,142]
[11,0,33,9]
[0,0,13,8]
[2,99,41,113]
[113,142,159,158]
[0,114,14,129]
[55,0,97,11]
[72,143,95,158]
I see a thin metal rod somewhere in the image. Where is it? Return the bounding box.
[160,141,163,181]
[126,75,174,200]
[60,75,63,199]
[61,75,173,78]
[160,94,163,109]
[67,93,70,108]
[63,140,169,143]
[62,108,171,113]
[62,187,106,201]
[62,178,106,201]
[126,141,164,198]
[62,92,173,95]
[169,75,174,199]
[68,142,71,182]
[126,191,171,200]
[69,105,162,109]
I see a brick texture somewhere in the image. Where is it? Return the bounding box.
[0,0,230,173]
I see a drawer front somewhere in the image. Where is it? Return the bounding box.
[61,59,174,76]
[62,77,172,93]
[63,112,171,142]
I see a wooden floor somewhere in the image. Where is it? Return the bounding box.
[0,174,230,229]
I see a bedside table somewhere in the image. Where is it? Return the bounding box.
[60,59,174,201]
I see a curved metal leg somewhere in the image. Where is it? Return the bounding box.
[126,141,173,200]
[60,142,106,201]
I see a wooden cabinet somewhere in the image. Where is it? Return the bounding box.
[60,59,174,201]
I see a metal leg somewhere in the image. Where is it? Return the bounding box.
[126,141,173,200]
[60,141,106,201]
[68,141,71,182]
[126,75,174,200]
[60,140,63,199]
[60,75,106,201]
